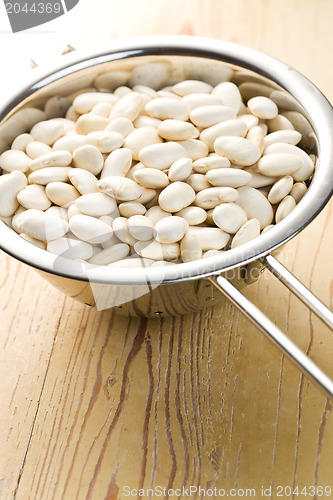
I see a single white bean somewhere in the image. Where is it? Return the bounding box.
[182,93,223,110]
[173,80,213,96]
[109,92,143,121]
[75,115,109,135]
[139,141,186,170]
[0,149,31,173]
[231,218,261,248]
[75,192,117,216]
[101,148,132,178]
[212,82,242,113]
[133,115,162,129]
[98,176,142,202]
[94,71,130,91]
[127,215,155,241]
[30,120,64,145]
[180,232,202,262]
[118,201,146,217]
[246,126,265,154]
[30,150,72,171]
[134,168,169,188]
[28,166,72,184]
[73,145,104,175]
[275,195,296,223]
[112,217,137,245]
[192,155,230,174]
[188,226,230,250]
[263,130,302,147]
[195,187,238,209]
[26,141,52,159]
[268,176,294,204]
[236,186,273,229]
[105,117,134,136]
[45,206,68,221]
[168,158,193,181]
[11,133,33,152]
[206,168,252,188]
[47,237,93,260]
[158,119,196,141]
[247,96,278,119]
[214,136,261,166]
[135,188,157,205]
[264,142,314,181]
[190,105,236,128]
[88,243,130,265]
[17,209,69,241]
[213,203,248,234]
[0,171,28,217]
[267,114,295,133]
[187,173,211,192]
[290,182,307,203]
[258,153,302,176]
[53,134,86,153]
[85,131,124,153]
[159,182,196,212]
[69,214,113,244]
[69,168,98,194]
[17,184,51,210]
[155,216,189,243]
[145,97,190,121]
[46,182,80,207]
[176,206,207,225]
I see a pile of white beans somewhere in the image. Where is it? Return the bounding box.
[0,73,314,267]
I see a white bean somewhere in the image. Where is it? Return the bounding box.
[187,173,211,192]
[231,218,261,248]
[88,243,130,265]
[158,119,196,141]
[98,176,142,202]
[263,130,302,147]
[0,150,31,173]
[69,168,98,194]
[145,206,171,225]
[26,141,52,159]
[75,192,117,216]
[72,145,104,175]
[212,82,242,113]
[206,168,252,188]
[214,136,261,166]
[11,133,33,152]
[105,117,134,136]
[29,166,72,184]
[268,176,294,204]
[155,216,189,243]
[213,203,248,234]
[127,215,154,241]
[173,80,213,96]
[134,167,169,189]
[17,209,68,241]
[192,155,230,173]
[75,115,109,135]
[190,105,236,128]
[112,217,137,245]
[182,93,223,110]
[176,206,207,225]
[109,92,143,121]
[159,182,195,212]
[118,201,146,217]
[85,131,124,153]
[180,232,202,262]
[236,186,273,229]
[247,96,278,119]
[176,139,208,161]
[195,187,238,209]
[0,171,28,217]
[275,195,296,223]
[47,237,93,260]
[134,240,180,261]
[139,142,186,170]
[258,153,302,176]
[46,182,80,207]
[101,148,132,178]
[145,98,190,121]
[168,158,193,181]
[17,184,51,210]
[30,120,64,145]
[53,134,86,152]
[290,182,307,203]
[73,92,118,114]
[30,150,72,171]
[69,214,113,244]
[188,226,230,250]
[264,142,314,181]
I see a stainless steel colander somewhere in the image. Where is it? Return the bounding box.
[0,36,332,398]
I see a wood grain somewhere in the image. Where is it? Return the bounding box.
[0,1,333,499]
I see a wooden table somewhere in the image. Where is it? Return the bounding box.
[1,1,333,498]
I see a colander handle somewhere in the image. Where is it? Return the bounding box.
[209,254,333,400]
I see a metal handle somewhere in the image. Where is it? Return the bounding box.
[209,255,333,400]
